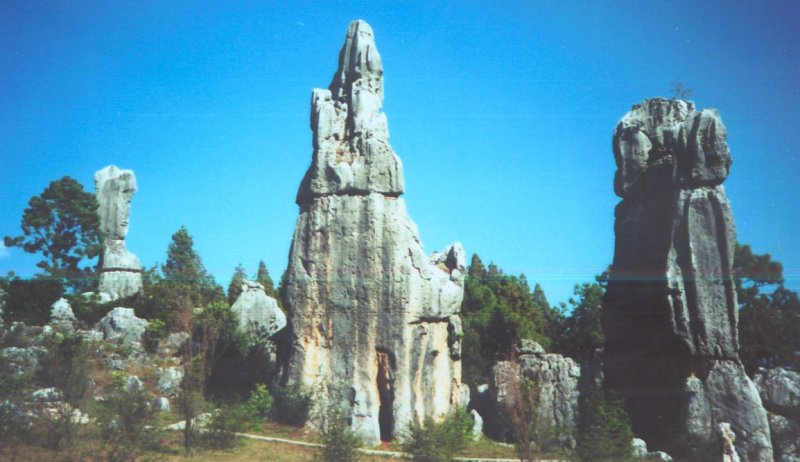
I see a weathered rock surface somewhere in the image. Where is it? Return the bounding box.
[95,307,147,345]
[487,341,580,444]
[96,166,143,299]
[603,98,772,461]
[755,368,800,461]
[157,366,184,397]
[50,298,76,332]
[284,20,465,446]
[231,280,286,338]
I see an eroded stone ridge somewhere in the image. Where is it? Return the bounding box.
[603,99,772,461]
[284,20,465,446]
[95,166,143,299]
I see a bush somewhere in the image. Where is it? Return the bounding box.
[317,407,362,462]
[2,278,64,325]
[247,383,273,418]
[98,382,165,462]
[577,390,634,462]
[272,384,314,426]
[202,402,258,449]
[39,333,91,405]
[142,318,166,354]
[402,409,473,462]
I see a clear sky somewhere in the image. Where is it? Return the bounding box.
[1,1,799,307]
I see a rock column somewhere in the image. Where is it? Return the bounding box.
[283,20,466,445]
[96,166,143,299]
[602,98,772,461]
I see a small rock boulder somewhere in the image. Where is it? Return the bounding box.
[230,280,286,338]
[157,366,184,397]
[95,307,147,345]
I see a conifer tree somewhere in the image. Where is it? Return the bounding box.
[254,260,277,298]
[227,264,247,305]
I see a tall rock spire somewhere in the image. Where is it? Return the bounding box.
[297,20,402,204]
[284,20,466,445]
[95,165,143,299]
[603,98,772,461]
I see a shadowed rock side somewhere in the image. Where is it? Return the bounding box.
[284,20,466,446]
[602,98,772,461]
[96,166,143,299]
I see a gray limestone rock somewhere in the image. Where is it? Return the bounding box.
[720,422,743,462]
[230,280,286,338]
[470,409,483,441]
[603,98,772,461]
[153,397,171,412]
[284,20,465,446]
[95,307,148,345]
[488,342,580,444]
[158,332,190,357]
[157,366,184,397]
[50,298,76,332]
[755,368,800,461]
[95,166,143,299]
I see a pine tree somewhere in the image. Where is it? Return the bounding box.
[162,226,223,306]
[468,254,486,279]
[254,260,277,298]
[227,264,247,305]
[4,176,101,292]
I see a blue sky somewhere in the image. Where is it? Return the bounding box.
[1,1,799,307]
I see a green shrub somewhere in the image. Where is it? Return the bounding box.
[272,384,314,426]
[247,383,273,418]
[2,278,64,325]
[402,409,473,462]
[202,402,258,449]
[98,381,165,462]
[577,390,634,462]
[39,333,91,405]
[142,318,166,354]
[317,407,362,462]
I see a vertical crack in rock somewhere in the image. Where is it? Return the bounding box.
[283,20,466,445]
[95,165,143,300]
[602,98,772,461]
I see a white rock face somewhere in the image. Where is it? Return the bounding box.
[95,166,143,299]
[95,307,147,345]
[230,280,286,337]
[50,298,76,332]
[284,20,465,446]
[158,366,184,397]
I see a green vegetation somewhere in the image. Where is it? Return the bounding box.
[272,383,314,426]
[577,389,634,462]
[402,408,473,462]
[0,276,64,325]
[317,407,363,462]
[735,243,800,373]
[460,254,562,387]
[4,176,101,292]
[227,263,248,305]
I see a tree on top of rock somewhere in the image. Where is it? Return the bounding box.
[4,176,101,292]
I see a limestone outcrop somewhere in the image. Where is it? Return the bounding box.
[283,20,466,445]
[95,307,147,346]
[230,280,286,338]
[755,368,800,461]
[96,166,143,299]
[486,340,580,445]
[602,98,772,461]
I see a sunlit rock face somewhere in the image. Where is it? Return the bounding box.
[283,20,466,446]
[96,166,143,299]
[603,98,772,461]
